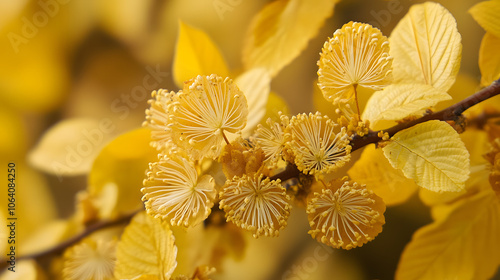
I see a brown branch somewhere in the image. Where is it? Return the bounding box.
[3,81,497,271]
[270,78,500,183]
[467,110,500,129]
[0,209,140,270]
[350,78,500,152]
[270,163,302,182]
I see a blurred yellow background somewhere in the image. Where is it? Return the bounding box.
[0,0,490,279]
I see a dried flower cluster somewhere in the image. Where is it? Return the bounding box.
[141,22,386,243]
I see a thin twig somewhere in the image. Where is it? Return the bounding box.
[349,79,500,152]
[270,163,302,182]
[271,78,500,182]
[0,209,140,270]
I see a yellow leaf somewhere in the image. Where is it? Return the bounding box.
[0,164,58,255]
[114,212,177,280]
[260,92,290,125]
[0,259,47,280]
[362,84,451,128]
[243,0,338,77]
[171,266,215,280]
[390,2,462,92]
[348,145,418,206]
[19,219,77,257]
[98,0,154,46]
[131,276,159,280]
[383,120,470,192]
[236,68,271,137]
[419,128,492,207]
[0,106,27,158]
[434,73,479,111]
[173,21,229,88]
[479,32,500,87]
[89,128,158,219]
[28,118,116,177]
[313,80,339,119]
[396,189,500,280]
[0,30,69,113]
[470,0,500,38]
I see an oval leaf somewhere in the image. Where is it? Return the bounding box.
[479,32,500,87]
[390,2,462,92]
[173,21,229,88]
[383,120,470,192]
[396,189,500,280]
[28,118,116,177]
[470,0,500,38]
[363,84,451,127]
[114,212,177,279]
[236,68,271,136]
[348,145,418,206]
[243,0,338,77]
[0,259,47,280]
[89,128,158,219]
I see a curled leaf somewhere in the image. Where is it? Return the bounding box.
[479,32,500,87]
[89,128,158,219]
[470,0,500,38]
[243,0,338,77]
[236,68,271,137]
[173,21,229,88]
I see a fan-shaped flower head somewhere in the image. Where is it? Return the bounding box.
[143,89,177,151]
[286,112,351,179]
[318,22,392,110]
[142,152,217,227]
[307,180,385,249]
[253,113,290,166]
[219,174,291,238]
[170,74,248,160]
[63,237,117,280]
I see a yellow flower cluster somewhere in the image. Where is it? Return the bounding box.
[253,113,290,167]
[307,180,385,249]
[139,21,390,246]
[63,237,117,280]
[142,74,248,227]
[219,174,291,238]
[142,153,216,227]
[318,21,392,116]
[286,112,351,179]
[171,75,248,160]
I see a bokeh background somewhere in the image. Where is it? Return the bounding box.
[0,0,494,279]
